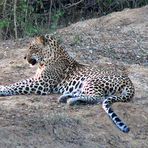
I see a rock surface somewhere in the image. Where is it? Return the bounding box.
[0,6,148,148]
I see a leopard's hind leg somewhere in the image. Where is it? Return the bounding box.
[67,95,103,105]
[58,93,103,105]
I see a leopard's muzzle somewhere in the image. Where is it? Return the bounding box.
[24,56,37,65]
[28,58,37,65]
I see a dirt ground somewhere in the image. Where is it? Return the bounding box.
[0,6,148,148]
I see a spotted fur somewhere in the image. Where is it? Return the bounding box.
[0,34,135,133]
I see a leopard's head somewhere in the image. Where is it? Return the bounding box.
[24,34,60,66]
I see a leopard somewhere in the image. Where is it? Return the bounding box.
[0,34,135,133]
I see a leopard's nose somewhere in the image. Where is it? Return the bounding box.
[24,56,26,59]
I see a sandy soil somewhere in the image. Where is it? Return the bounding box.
[0,6,148,148]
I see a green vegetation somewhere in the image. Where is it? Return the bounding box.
[0,0,147,40]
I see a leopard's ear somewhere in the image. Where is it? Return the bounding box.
[36,35,46,45]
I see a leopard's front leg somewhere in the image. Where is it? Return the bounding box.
[0,77,51,96]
